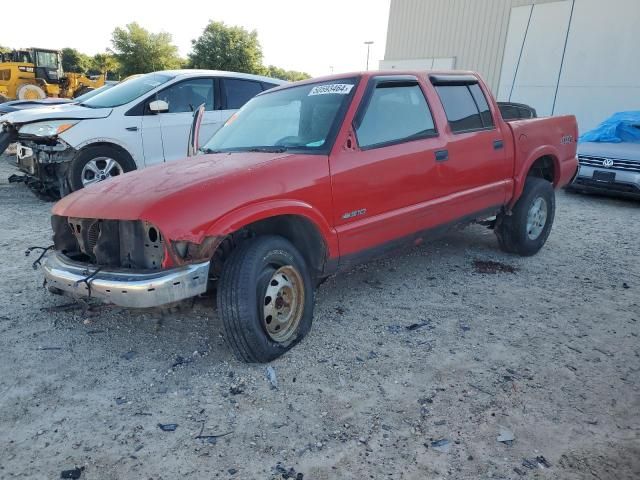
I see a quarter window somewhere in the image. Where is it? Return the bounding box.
[435,84,494,133]
[355,83,437,149]
[223,79,264,109]
[155,79,214,113]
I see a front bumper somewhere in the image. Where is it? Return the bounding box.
[572,165,640,198]
[42,252,210,308]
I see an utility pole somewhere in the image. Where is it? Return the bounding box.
[364,41,374,70]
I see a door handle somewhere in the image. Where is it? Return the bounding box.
[126,126,139,132]
[435,149,449,162]
[493,139,504,150]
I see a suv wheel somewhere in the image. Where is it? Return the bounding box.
[495,177,555,256]
[68,145,136,191]
[217,235,314,363]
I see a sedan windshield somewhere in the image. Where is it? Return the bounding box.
[203,78,358,153]
[81,72,174,108]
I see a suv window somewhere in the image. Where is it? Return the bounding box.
[435,84,494,133]
[223,78,264,109]
[155,78,214,113]
[355,83,436,149]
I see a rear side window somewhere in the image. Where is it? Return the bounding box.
[435,84,494,133]
[355,83,437,149]
[222,78,263,109]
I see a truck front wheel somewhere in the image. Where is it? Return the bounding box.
[217,235,315,363]
[495,177,555,256]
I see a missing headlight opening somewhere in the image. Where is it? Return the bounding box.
[52,215,165,270]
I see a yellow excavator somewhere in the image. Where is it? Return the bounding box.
[0,48,105,103]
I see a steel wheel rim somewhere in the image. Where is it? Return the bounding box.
[81,157,123,186]
[262,265,305,343]
[526,197,548,240]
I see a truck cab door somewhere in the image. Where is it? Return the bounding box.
[330,76,447,258]
[430,76,511,208]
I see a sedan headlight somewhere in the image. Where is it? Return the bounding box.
[19,120,79,137]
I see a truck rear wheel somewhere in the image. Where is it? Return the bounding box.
[217,235,315,363]
[495,177,555,256]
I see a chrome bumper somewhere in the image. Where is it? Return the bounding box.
[42,252,210,308]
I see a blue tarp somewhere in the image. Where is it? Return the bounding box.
[579,111,640,144]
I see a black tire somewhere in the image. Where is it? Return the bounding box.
[495,177,555,256]
[217,235,315,363]
[68,145,136,192]
[0,94,8,104]
[74,86,93,98]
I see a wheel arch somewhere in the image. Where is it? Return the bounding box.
[73,139,138,168]
[510,147,560,209]
[205,201,339,278]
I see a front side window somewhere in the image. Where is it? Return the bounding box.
[435,84,494,133]
[223,78,264,109]
[155,78,214,113]
[355,83,436,149]
[204,78,358,154]
[82,72,174,108]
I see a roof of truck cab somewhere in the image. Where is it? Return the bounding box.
[259,69,482,94]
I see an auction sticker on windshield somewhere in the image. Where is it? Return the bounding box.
[309,84,354,96]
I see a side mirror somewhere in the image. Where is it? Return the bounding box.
[148,99,169,114]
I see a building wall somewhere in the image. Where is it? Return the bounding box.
[384,0,560,91]
[384,0,640,131]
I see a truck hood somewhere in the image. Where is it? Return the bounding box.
[52,151,295,238]
[2,104,112,125]
[578,142,640,162]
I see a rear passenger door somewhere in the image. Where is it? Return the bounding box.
[330,76,447,257]
[220,78,267,123]
[431,75,511,209]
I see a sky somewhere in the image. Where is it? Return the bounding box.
[2,0,391,77]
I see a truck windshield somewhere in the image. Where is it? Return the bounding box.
[81,72,174,109]
[203,78,359,154]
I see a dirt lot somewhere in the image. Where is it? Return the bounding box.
[0,155,638,480]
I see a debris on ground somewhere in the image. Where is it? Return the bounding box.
[406,321,431,331]
[497,426,515,444]
[522,455,552,469]
[265,366,278,390]
[229,380,245,395]
[157,423,178,432]
[273,462,304,479]
[172,355,193,368]
[60,467,83,479]
[194,421,233,444]
[121,351,137,361]
[473,260,517,274]
[430,438,451,453]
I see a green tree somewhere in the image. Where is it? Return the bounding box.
[111,22,182,76]
[90,53,120,78]
[188,21,263,74]
[263,65,310,82]
[61,48,91,73]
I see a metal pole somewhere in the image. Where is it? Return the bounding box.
[364,41,374,71]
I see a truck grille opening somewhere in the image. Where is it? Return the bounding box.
[52,215,165,270]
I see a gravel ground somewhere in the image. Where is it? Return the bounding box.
[0,156,638,480]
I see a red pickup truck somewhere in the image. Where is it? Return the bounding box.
[42,71,578,362]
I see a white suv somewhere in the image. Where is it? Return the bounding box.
[0,70,285,196]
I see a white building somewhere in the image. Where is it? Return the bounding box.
[382,0,640,131]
